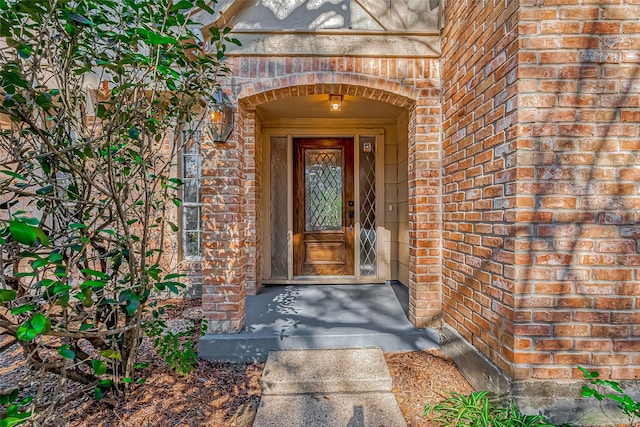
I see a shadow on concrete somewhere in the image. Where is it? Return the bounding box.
[199,283,439,362]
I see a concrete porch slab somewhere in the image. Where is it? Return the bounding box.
[199,283,439,362]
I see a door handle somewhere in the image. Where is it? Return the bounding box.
[348,210,354,232]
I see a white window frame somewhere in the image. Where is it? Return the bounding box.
[180,130,202,260]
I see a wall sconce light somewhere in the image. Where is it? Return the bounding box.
[329,94,342,112]
[204,87,234,142]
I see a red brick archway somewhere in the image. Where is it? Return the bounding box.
[202,62,442,333]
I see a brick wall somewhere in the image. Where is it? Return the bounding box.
[441,0,521,376]
[515,0,640,385]
[442,0,640,420]
[200,118,247,332]
[242,109,262,295]
[408,91,443,328]
[200,56,442,330]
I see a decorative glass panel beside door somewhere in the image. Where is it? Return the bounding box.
[359,136,377,276]
[270,136,288,278]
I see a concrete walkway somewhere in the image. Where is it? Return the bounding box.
[253,348,406,427]
[199,283,439,362]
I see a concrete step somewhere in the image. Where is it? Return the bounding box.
[254,348,407,426]
[253,392,407,427]
[260,348,392,395]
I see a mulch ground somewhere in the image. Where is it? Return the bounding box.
[385,350,475,427]
[1,299,475,426]
[64,361,263,427]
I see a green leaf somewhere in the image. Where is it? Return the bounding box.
[16,314,50,341]
[0,289,17,303]
[14,272,37,278]
[94,387,103,401]
[0,412,32,427]
[196,0,215,14]
[92,359,107,375]
[172,198,182,207]
[170,0,193,11]
[67,12,95,26]
[99,379,113,387]
[15,216,39,226]
[32,258,48,269]
[30,313,47,333]
[122,377,132,384]
[69,223,88,230]
[128,127,139,139]
[99,349,121,360]
[16,322,36,341]
[67,184,79,200]
[168,221,179,232]
[0,68,29,90]
[35,185,53,195]
[0,389,19,405]
[80,269,110,279]
[125,295,139,316]
[80,280,106,289]
[0,170,27,180]
[48,252,63,262]
[79,323,95,331]
[57,345,76,360]
[10,304,35,315]
[34,228,50,246]
[9,220,36,245]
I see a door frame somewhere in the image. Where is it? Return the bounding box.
[293,138,355,276]
[262,125,386,284]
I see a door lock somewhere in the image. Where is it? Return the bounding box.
[348,209,354,233]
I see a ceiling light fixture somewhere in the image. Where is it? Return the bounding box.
[329,94,342,112]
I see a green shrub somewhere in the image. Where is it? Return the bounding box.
[0,0,235,423]
[424,391,556,427]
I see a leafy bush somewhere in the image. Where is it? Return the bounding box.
[580,366,640,425]
[424,391,556,427]
[0,0,235,423]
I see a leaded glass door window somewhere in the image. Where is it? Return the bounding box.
[305,149,343,231]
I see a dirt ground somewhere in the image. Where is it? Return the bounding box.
[1,300,474,426]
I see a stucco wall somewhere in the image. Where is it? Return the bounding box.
[396,112,410,286]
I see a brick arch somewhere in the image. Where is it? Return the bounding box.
[234,70,442,332]
[237,72,421,110]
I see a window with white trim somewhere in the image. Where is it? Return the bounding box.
[181,132,202,259]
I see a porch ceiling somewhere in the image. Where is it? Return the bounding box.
[257,94,405,120]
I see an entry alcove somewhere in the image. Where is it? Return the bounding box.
[256,95,410,285]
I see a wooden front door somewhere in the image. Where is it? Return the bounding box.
[293,138,354,276]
